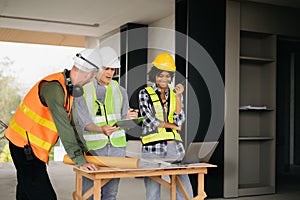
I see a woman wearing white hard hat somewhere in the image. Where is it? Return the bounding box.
[74,46,137,200]
[5,48,102,200]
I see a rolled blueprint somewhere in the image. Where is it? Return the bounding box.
[63,154,140,169]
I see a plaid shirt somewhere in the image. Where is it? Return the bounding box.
[138,84,185,156]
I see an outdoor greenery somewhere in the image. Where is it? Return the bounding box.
[0,141,12,162]
[0,57,21,123]
[0,56,56,162]
[0,57,21,162]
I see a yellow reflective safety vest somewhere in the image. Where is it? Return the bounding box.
[141,87,182,144]
[83,80,126,150]
[5,72,72,163]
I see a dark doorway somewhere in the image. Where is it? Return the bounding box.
[276,37,300,193]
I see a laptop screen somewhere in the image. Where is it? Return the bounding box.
[181,141,219,164]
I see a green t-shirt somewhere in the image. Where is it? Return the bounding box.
[39,81,87,166]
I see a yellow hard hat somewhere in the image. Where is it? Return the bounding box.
[152,52,176,72]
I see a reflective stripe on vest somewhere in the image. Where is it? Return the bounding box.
[141,87,182,144]
[5,72,72,162]
[83,80,126,150]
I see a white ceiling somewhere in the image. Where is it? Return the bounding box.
[0,0,174,38]
[0,0,299,40]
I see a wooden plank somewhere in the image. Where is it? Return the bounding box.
[197,173,207,200]
[93,179,101,200]
[170,175,176,200]
[92,168,208,179]
[150,176,171,189]
[75,172,82,200]
[82,187,93,200]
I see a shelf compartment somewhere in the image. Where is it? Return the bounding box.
[238,140,275,196]
[239,111,275,138]
[240,31,276,59]
[239,62,276,107]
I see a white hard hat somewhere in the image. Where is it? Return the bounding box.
[98,46,121,68]
[73,48,103,72]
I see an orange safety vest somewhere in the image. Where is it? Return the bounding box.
[5,72,73,163]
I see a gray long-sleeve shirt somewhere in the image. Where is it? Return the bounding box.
[73,79,130,134]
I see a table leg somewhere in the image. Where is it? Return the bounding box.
[74,172,82,200]
[196,173,207,200]
[170,175,176,200]
[93,179,101,200]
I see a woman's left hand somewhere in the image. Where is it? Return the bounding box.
[174,83,184,96]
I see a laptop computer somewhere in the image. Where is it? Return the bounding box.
[168,141,219,165]
[139,141,219,168]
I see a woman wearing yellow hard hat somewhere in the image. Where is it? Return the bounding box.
[138,52,193,199]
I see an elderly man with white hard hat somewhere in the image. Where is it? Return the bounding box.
[5,48,103,200]
[73,46,138,200]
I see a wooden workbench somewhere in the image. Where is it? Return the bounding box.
[72,163,216,200]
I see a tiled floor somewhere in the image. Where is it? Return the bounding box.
[1,162,299,200]
[206,166,300,200]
